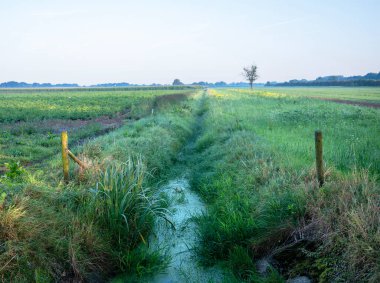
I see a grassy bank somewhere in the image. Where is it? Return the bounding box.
[1,86,378,282]
[0,90,200,281]
[191,89,379,282]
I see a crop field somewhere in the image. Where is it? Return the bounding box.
[0,87,193,166]
[259,87,380,103]
[0,87,379,282]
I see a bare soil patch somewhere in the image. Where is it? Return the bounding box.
[1,110,131,134]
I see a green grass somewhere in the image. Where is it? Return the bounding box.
[1,86,379,282]
[0,90,200,281]
[0,87,194,122]
[190,88,379,282]
[210,88,380,174]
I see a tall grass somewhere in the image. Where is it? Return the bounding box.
[307,169,380,282]
[0,91,200,281]
[87,157,168,249]
[0,183,112,281]
[211,89,380,174]
[191,89,379,282]
[79,156,172,278]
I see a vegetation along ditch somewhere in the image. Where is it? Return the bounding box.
[0,87,379,282]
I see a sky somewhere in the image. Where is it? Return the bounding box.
[0,0,379,85]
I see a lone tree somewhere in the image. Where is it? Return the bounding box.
[172,79,184,86]
[242,64,258,88]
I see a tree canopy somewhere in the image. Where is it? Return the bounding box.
[242,65,258,88]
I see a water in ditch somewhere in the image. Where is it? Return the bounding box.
[150,177,224,283]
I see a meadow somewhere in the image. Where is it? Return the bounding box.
[0,86,379,282]
[191,88,379,282]
[208,88,380,173]
[258,87,380,102]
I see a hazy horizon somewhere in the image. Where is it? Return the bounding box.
[1,0,379,85]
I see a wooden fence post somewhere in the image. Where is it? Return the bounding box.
[61,131,69,183]
[67,149,87,169]
[315,130,324,187]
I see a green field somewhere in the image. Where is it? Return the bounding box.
[0,87,379,282]
[0,87,194,122]
[257,86,380,102]
[0,88,193,165]
[194,88,379,282]
[208,88,380,173]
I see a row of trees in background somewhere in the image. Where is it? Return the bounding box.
[1,80,262,89]
[173,64,260,88]
[0,81,79,88]
[5,68,379,89]
[267,72,380,87]
[172,79,262,88]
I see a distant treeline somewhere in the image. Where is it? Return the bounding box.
[90,82,168,87]
[0,81,79,88]
[266,72,380,87]
[0,85,196,93]
[0,81,179,88]
[0,80,264,88]
[89,81,264,88]
[191,81,264,87]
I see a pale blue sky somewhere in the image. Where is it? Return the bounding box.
[0,0,379,85]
